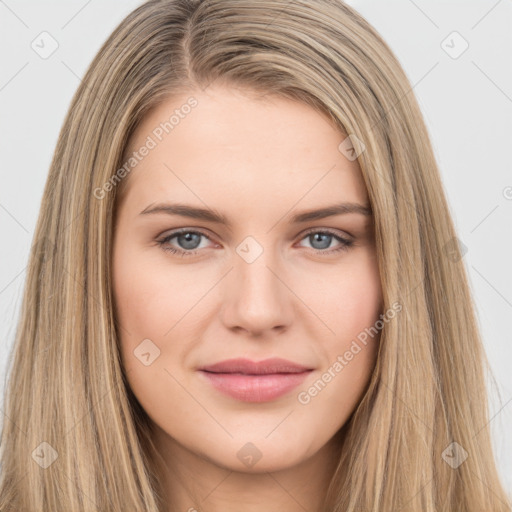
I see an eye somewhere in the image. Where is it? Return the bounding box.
[156,228,353,257]
[156,229,215,256]
[297,229,353,253]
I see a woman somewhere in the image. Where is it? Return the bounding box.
[0,0,509,510]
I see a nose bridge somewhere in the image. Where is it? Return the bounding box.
[220,236,293,333]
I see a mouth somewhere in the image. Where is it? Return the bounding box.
[198,358,314,403]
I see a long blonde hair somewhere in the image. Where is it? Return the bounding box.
[0,0,509,510]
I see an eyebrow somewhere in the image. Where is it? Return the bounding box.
[139,201,372,227]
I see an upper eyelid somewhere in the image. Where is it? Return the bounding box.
[159,228,215,243]
[300,226,351,239]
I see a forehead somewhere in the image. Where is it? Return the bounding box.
[118,85,368,216]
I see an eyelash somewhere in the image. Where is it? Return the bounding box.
[156,228,353,257]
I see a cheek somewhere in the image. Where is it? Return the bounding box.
[112,247,183,396]
[113,245,205,346]
[112,247,196,423]
[293,256,382,431]
[306,250,383,346]
[308,251,382,392]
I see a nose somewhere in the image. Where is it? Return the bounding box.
[219,247,294,336]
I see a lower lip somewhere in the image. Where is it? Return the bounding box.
[199,371,311,402]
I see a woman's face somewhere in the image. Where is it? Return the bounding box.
[112,84,383,473]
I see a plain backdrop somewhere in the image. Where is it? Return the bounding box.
[1,0,511,497]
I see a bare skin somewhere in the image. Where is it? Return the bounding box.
[112,84,383,511]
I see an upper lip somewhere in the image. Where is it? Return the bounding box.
[198,357,313,375]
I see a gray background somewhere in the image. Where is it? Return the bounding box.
[1,0,511,497]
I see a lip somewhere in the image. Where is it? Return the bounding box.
[198,358,313,403]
